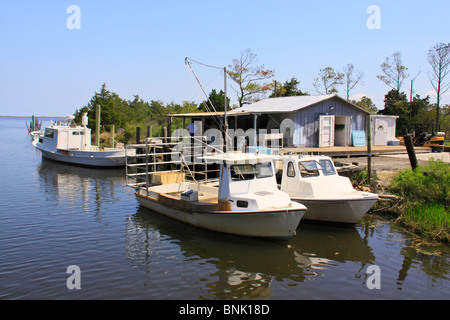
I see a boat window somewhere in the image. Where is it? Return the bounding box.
[287,161,296,177]
[44,130,54,138]
[255,162,273,178]
[236,200,248,208]
[319,159,336,176]
[231,165,257,181]
[299,160,320,178]
[72,131,85,135]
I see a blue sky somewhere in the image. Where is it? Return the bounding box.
[1,0,449,116]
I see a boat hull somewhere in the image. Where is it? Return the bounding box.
[35,145,126,168]
[136,192,306,240]
[292,196,378,224]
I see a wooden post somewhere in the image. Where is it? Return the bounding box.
[167,116,172,137]
[95,105,101,146]
[366,115,372,183]
[136,127,141,144]
[162,126,170,170]
[110,125,115,148]
[404,134,418,170]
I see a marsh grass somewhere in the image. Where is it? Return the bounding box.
[388,159,449,242]
[401,203,449,241]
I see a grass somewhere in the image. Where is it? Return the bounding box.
[400,203,449,242]
[387,159,450,243]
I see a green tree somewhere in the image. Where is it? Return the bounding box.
[227,49,275,107]
[379,89,431,135]
[378,89,409,135]
[74,83,128,131]
[269,77,308,97]
[353,96,377,114]
[313,67,344,94]
[197,89,231,112]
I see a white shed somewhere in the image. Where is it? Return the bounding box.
[370,115,399,146]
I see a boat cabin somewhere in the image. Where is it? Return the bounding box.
[278,154,355,198]
[202,153,293,211]
[40,124,91,151]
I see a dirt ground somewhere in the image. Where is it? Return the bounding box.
[344,152,450,189]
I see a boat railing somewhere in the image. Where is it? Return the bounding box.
[125,135,226,192]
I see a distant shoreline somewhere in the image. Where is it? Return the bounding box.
[0,115,66,118]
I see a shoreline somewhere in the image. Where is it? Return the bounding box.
[0,115,66,118]
[357,155,450,244]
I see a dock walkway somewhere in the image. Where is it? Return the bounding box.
[280,145,431,157]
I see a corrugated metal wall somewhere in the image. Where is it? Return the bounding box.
[288,98,367,147]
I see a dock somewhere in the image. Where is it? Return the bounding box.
[279,145,432,157]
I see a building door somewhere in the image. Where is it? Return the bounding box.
[374,117,389,146]
[319,115,335,147]
[334,116,352,146]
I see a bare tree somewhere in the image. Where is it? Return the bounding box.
[227,49,275,107]
[313,67,344,95]
[377,51,409,92]
[427,43,450,125]
[343,63,364,100]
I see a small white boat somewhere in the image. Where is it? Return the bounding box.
[33,115,129,168]
[135,152,307,239]
[278,154,378,224]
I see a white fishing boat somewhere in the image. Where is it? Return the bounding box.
[278,154,378,223]
[134,152,307,239]
[32,115,129,168]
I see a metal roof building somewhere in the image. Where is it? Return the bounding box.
[233,94,371,147]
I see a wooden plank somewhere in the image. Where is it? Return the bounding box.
[280,146,431,157]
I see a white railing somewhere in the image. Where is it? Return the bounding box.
[125,136,225,191]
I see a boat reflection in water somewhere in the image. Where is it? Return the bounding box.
[125,207,375,299]
[37,159,127,216]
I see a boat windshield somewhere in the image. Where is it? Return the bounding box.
[298,160,321,178]
[318,159,336,176]
[44,129,54,138]
[231,162,273,181]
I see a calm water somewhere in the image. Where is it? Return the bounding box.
[0,117,448,300]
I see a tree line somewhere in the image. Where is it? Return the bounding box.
[225,45,450,135]
[74,43,450,143]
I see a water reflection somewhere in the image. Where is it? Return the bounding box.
[359,215,450,292]
[126,207,375,299]
[37,159,127,219]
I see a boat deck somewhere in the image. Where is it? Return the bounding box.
[165,190,218,203]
